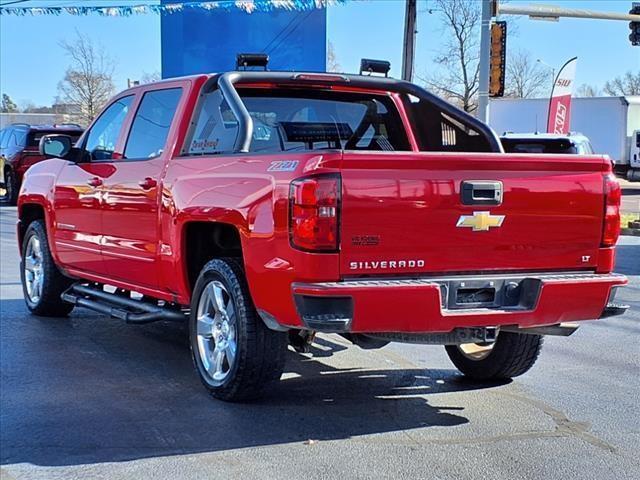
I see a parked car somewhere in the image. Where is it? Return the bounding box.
[17,61,627,402]
[500,132,594,155]
[0,123,83,204]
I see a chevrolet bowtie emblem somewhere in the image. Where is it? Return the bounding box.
[456,211,505,232]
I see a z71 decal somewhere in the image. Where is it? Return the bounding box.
[267,160,299,172]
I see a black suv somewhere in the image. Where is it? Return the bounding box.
[0,123,84,205]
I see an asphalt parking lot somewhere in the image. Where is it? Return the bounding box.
[0,205,638,480]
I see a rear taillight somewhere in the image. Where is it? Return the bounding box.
[290,174,340,252]
[601,174,621,247]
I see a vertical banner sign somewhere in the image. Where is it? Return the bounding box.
[547,57,578,134]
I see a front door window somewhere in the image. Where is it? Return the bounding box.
[83,96,134,161]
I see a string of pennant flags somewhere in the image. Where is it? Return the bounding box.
[0,0,347,16]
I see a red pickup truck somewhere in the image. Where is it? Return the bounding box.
[17,67,628,402]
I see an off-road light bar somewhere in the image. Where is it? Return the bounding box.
[236,53,269,71]
[360,58,391,77]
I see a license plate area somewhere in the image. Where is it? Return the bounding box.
[439,278,540,310]
[456,287,496,305]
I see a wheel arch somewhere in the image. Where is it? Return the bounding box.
[17,202,46,254]
[181,220,244,295]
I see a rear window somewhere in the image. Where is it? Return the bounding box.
[501,139,578,154]
[185,88,410,155]
[27,131,82,148]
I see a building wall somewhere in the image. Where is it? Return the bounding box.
[161,5,327,78]
[0,113,81,129]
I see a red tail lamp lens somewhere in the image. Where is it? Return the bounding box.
[602,174,621,247]
[290,175,340,251]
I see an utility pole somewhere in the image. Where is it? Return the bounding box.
[401,0,417,82]
[477,0,493,122]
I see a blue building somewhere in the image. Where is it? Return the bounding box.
[161,2,328,78]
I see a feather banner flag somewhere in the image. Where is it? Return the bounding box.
[546,57,578,135]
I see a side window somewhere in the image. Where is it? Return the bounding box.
[10,127,28,149]
[0,129,8,149]
[186,90,238,155]
[124,88,182,160]
[84,96,133,161]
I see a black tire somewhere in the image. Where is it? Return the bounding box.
[189,258,287,402]
[20,220,74,316]
[445,332,543,380]
[4,168,19,206]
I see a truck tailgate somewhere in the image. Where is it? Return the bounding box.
[339,152,608,276]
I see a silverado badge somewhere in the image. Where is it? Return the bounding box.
[456,211,505,232]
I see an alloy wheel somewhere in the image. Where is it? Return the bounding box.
[24,235,44,303]
[196,280,238,383]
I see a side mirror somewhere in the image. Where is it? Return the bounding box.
[39,134,72,158]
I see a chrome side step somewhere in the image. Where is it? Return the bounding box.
[61,284,186,324]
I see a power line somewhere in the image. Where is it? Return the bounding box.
[0,0,33,7]
[267,9,315,55]
[261,12,304,54]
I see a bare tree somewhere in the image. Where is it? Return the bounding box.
[140,71,161,84]
[57,31,115,123]
[504,49,551,98]
[421,0,480,112]
[327,41,341,73]
[576,83,600,97]
[603,71,640,96]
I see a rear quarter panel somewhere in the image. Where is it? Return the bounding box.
[162,152,342,322]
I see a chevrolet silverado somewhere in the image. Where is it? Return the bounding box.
[17,61,628,401]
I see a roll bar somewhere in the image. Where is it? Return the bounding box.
[215,71,503,154]
[218,72,254,153]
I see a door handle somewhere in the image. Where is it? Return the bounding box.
[87,177,103,187]
[138,177,157,190]
[461,181,503,205]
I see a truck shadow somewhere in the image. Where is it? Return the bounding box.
[0,299,508,467]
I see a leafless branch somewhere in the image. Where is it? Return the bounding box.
[57,30,115,124]
[423,0,481,112]
[603,71,640,96]
[504,49,551,98]
[327,41,341,73]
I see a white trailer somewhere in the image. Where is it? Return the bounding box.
[489,96,640,179]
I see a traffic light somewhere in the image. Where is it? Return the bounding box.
[489,21,507,97]
[631,3,640,46]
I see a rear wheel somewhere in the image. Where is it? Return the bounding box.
[189,258,287,402]
[20,220,74,316]
[445,331,543,380]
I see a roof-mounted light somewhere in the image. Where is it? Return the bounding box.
[360,58,391,77]
[236,53,269,71]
